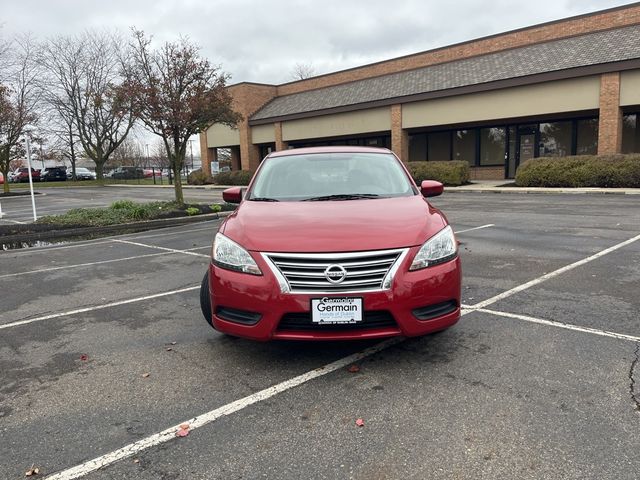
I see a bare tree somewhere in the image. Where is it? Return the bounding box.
[0,35,40,193]
[123,30,240,205]
[41,32,135,180]
[290,62,316,80]
[109,136,144,168]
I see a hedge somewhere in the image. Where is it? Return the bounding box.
[407,161,470,186]
[187,169,214,185]
[213,170,254,186]
[515,155,640,188]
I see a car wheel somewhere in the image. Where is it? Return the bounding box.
[200,270,214,327]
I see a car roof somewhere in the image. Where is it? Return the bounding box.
[268,146,393,158]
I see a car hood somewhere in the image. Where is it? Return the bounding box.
[222,196,448,253]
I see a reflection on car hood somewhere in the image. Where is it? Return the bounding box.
[222,196,447,253]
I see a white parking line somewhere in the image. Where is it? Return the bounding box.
[0,246,210,279]
[2,223,218,256]
[475,308,640,343]
[468,232,640,309]
[113,239,210,258]
[454,224,494,234]
[0,285,200,331]
[44,336,405,480]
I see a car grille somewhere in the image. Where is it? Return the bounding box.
[263,249,407,293]
[278,310,397,331]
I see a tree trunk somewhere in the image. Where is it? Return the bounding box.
[95,159,105,181]
[172,163,184,206]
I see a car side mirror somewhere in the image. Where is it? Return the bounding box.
[420,180,444,197]
[222,187,243,204]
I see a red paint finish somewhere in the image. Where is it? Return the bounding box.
[206,147,461,341]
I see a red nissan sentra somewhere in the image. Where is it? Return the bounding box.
[200,146,461,341]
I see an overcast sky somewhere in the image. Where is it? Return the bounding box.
[0,0,632,85]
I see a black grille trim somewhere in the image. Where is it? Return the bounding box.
[216,307,262,325]
[412,300,458,321]
[278,310,397,331]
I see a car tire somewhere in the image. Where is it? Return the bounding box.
[200,270,214,327]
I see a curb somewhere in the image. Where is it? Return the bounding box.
[1,212,232,246]
[446,187,640,195]
[103,184,234,190]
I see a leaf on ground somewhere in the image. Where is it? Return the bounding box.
[79,354,88,361]
[166,347,173,352]
[355,418,365,427]
[347,364,360,373]
[142,372,150,378]
[176,424,190,437]
[133,458,140,464]
[25,464,40,476]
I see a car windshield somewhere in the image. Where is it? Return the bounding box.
[248,152,416,201]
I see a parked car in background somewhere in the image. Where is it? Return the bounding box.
[14,167,40,183]
[200,146,461,341]
[41,166,68,182]
[67,167,96,180]
[111,166,144,179]
[143,169,162,178]
[0,172,3,184]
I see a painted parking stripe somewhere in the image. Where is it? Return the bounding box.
[475,308,640,343]
[2,223,218,256]
[454,224,494,234]
[0,246,210,279]
[468,232,640,309]
[44,336,404,479]
[0,285,199,331]
[113,239,210,258]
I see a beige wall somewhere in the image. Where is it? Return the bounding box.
[620,69,640,106]
[402,76,601,128]
[251,124,275,144]
[206,123,240,147]
[282,107,391,142]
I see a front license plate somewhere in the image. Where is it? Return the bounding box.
[311,297,363,324]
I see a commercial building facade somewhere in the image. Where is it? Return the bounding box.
[200,3,640,179]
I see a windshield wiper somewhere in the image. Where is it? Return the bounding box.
[249,197,280,202]
[302,193,380,201]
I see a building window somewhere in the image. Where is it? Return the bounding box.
[576,118,598,155]
[409,133,427,161]
[480,127,505,166]
[539,121,572,157]
[453,129,476,164]
[622,114,640,153]
[428,131,451,161]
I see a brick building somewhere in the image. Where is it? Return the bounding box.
[200,3,640,180]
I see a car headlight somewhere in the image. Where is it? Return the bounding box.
[212,233,262,275]
[409,225,457,271]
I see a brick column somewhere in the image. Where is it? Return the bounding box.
[239,120,261,170]
[390,104,409,163]
[230,146,241,171]
[597,72,623,155]
[275,122,289,151]
[199,132,211,176]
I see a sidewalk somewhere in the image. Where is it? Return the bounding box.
[105,180,640,195]
[446,180,640,195]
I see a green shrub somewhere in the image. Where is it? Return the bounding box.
[185,207,200,216]
[110,200,137,210]
[515,155,640,187]
[37,201,180,226]
[209,204,222,213]
[213,170,254,186]
[407,161,470,186]
[187,169,214,185]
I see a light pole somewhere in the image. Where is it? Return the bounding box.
[189,139,194,171]
[25,137,37,221]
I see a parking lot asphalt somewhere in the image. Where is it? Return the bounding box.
[0,193,639,479]
[0,186,223,224]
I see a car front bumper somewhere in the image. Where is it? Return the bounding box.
[208,246,461,341]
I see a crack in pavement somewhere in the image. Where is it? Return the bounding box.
[630,343,640,412]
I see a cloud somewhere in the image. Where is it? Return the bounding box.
[1,0,629,85]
